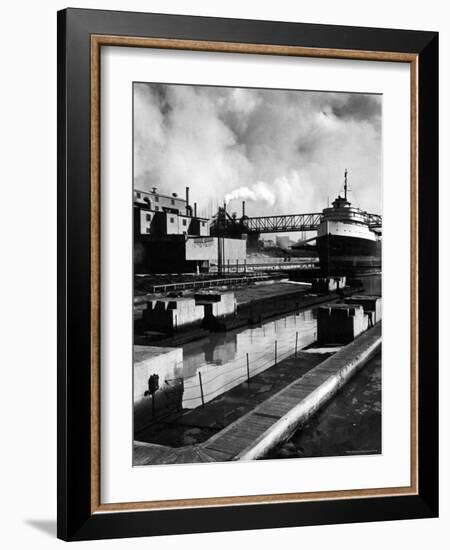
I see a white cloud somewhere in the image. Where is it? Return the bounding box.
[134,84,382,218]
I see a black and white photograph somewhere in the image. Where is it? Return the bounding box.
[0,0,443,545]
[132,82,383,466]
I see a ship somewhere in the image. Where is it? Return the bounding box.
[315,170,382,275]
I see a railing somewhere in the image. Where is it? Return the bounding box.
[165,323,317,409]
[149,274,271,293]
[209,260,318,273]
[366,213,382,228]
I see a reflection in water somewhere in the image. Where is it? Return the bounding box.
[182,309,317,408]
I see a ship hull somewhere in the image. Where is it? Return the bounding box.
[317,234,381,275]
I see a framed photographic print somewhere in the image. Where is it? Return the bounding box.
[57,8,438,541]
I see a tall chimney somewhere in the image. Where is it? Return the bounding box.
[185,186,190,216]
[194,202,197,217]
[242,201,246,217]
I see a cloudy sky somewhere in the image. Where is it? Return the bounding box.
[134,83,382,220]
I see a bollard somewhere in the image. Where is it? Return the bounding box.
[246,353,250,384]
[198,371,205,408]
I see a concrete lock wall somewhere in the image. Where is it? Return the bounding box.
[134,345,184,432]
[317,303,368,344]
[143,297,204,333]
[344,295,382,325]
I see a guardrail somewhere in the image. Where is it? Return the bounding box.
[149,274,271,293]
[163,327,317,409]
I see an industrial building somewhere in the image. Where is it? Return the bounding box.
[134,187,246,273]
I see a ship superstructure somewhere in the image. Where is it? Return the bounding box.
[316,170,381,274]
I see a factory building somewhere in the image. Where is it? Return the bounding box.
[134,187,246,274]
[135,188,209,238]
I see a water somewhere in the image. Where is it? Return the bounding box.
[181,309,317,408]
[265,353,382,459]
[175,273,381,410]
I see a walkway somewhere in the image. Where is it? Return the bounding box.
[134,322,381,465]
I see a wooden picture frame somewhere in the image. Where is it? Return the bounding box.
[57,8,438,541]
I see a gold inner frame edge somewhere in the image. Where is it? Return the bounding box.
[89,34,419,514]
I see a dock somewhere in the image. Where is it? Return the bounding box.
[134,322,381,465]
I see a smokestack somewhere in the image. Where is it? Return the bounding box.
[185,186,190,216]
[242,201,246,217]
[194,202,197,217]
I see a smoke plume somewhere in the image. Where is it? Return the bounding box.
[134,84,382,218]
[224,182,275,206]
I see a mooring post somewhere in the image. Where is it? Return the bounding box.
[246,353,250,384]
[198,371,205,408]
[295,331,299,357]
[275,340,278,365]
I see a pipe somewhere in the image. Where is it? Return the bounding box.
[185,186,190,216]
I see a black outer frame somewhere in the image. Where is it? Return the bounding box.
[57,8,438,542]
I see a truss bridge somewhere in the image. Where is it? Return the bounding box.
[210,204,382,237]
[241,213,322,234]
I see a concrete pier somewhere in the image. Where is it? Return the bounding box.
[134,322,381,464]
[134,345,183,431]
[194,291,237,318]
[317,303,368,344]
[135,281,363,346]
[344,295,382,325]
[311,276,346,293]
[207,322,380,461]
[143,297,204,333]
